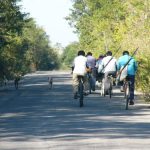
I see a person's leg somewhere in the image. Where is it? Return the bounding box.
[95,68,99,81]
[72,73,79,98]
[128,75,135,101]
[71,66,74,74]
[83,75,89,95]
[91,69,96,91]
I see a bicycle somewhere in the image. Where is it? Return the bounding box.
[123,77,131,110]
[77,75,84,107]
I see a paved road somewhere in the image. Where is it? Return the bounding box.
[0,71,150,150]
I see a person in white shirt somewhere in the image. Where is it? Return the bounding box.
[72,50,89,99]
[100,51,117,79]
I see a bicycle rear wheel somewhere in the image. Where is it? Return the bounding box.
[101,81,105,96]
[109,89,112,99]
[125,83,130,110]
[109,80,112,99]
[79,80,84,107]
[124,84,126,98]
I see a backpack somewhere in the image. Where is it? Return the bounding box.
[119,65,128,81]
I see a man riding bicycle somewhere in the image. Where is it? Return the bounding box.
[72,50,90,99]
[98,51,117,95]
[86,52,96,91]
[100,51,117,80]
[117,51,138,105]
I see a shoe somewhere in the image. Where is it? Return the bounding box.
[129,100,134,105]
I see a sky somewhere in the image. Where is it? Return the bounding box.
[20,0,78,47]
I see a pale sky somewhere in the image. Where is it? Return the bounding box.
[20,0,78,47]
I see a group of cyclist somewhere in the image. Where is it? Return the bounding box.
[72,49,137,105]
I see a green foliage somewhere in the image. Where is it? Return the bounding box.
[67,0,150,100]
[136,54,150,101]
[61,42,79,67]
[68,0,127,57]
[22,20,60,71]
[0,0,28,79]
[0,0,61,80]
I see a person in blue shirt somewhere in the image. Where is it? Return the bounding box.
[117,51,138,105]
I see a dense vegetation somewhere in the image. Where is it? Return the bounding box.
[64,0,150,99]
[1,0,150,100]
[61,42,79,68]
[0,0,60,81]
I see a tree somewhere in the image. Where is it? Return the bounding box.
[62,42,79,67]
[0,0,61,80]
[22,19,60,71]
[67,0,150,100]
[0,0,28,79]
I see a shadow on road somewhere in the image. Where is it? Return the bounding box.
[0,72,150,142]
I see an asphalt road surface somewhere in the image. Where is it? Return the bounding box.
[0,71,150,150]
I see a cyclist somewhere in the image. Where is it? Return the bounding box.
[117,51,138,105]
[100,51,117,80]
[72,50,90,99]
[86,52,96,91]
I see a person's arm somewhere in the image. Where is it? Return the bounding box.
[86,62,91,72]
